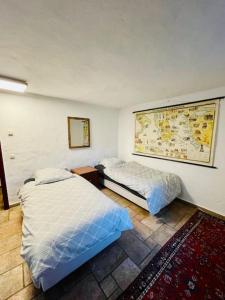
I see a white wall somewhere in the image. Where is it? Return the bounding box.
[118,87,225,216]
[0,93,118,204]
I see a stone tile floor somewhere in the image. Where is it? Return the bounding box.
[0,188,197,300]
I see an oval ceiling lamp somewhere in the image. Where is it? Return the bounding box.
[0,76,27,93]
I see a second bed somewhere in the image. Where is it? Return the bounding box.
[97,159,181,215]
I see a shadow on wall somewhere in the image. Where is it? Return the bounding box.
[179,181,195,205]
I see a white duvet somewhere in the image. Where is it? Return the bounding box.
[103,161,181,214]
[18,175,132,289]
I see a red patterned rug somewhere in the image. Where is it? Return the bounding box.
[119,210,225,300]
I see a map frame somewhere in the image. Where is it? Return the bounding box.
[133,98,220,167]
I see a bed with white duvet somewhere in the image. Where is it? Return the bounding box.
[99,159,181,215]
[18,168,132,291]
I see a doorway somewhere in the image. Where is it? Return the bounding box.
[0,141,9,210]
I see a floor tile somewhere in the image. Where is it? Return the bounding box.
[33,294,45,300]
[107,288,122,300]
[43,283,65,300]
[107,194,119,201]
[144,236,159,250]
[156,200,192,227]
[0,247,23,275]
[115,198,131,208]
[158,212,183,227]
[100,275,118,297]
[150,224,177,246]
[141,215,164,231]
[59,274,105,300]
[0,234,21,256]
[175,211,196,229]
[0,210,9,224]
[90,243,127,281]
[0,219,22,240]
[9,206,22,221]
[0,265,23,299]
[118,231,150,265]
[126,207,138,217]
[23,262,32,286]
[139,244,161,270]
[112,258,140,290]
[43,263,91,300]
[134,210,150,221]
[58,262,91,293]
[173,199,197,215]
[128,203,146,214]
[8,284,39,300]
[132,220,153,241]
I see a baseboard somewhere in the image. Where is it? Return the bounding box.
[177,198,225,221]
[197,207,225,221]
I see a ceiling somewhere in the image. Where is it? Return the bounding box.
[0,0,225,108]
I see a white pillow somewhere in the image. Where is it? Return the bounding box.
[100,157,125,168]
[34,168,73,185]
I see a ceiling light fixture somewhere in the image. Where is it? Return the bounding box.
[0,76,27,93]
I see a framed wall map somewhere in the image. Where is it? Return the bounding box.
[133,98,221,167]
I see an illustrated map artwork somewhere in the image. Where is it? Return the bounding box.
[134,100,219,166]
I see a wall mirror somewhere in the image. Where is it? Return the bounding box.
[68,117,90,148]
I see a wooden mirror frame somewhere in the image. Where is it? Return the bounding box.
[67,117,90,149]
